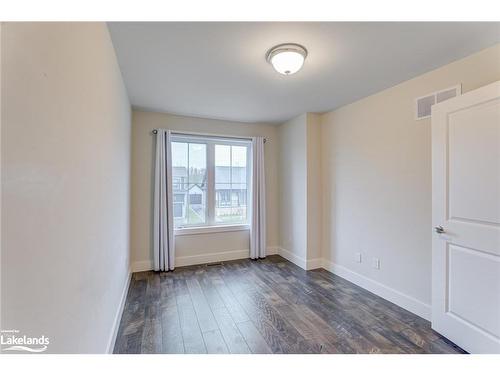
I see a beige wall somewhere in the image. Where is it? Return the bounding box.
[278,113,322,268]
[278,114,307,262]
[1,23,131,353]
[130,110,280,269]
[306,113,322,262]
[320,44,500,315]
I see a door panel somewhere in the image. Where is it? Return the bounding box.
[432,80,500,354]
[448,99,500,224]
[448,244,500,339]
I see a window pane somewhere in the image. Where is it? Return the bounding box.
[215,144,231,166]
[215,145,231,184]
[231,145,247,183]
[189,143,206,184]
[187,143,206,226]
[172,141,207,227]
[215,144,249,224]
[172,142,188,187]
[231,146,246,166]
[172,142,188,226]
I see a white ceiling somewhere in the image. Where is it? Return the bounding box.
[108,22,500,124]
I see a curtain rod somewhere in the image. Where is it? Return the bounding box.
[151,129,266,143]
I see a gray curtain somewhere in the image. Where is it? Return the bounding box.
[153,129,175,271]
[250,136,266,259]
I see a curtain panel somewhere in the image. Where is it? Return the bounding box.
[250,136,266,259]
[153,129,175,271]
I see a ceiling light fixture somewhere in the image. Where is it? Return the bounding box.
[266,43,308,76]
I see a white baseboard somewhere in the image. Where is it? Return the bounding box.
[321,259,431,321]
[106,269,132,354]
[131,260,153,272]
[266,246,280,255]
[275,247,321,271]
[176,249,249,267]
[306,257,323,270]
[131,247,280,272]
[276,247,307,269]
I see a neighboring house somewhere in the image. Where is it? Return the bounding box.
[172,166,248,225]
[214,166,248,208]
[172,166,206,222]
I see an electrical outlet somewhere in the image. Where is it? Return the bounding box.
[372,258,380,270]
[355,252,362,263]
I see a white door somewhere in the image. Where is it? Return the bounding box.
[432,80,500,354]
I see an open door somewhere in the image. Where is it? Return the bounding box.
[432,80,500,353]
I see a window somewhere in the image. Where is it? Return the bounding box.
[171,135,251,229]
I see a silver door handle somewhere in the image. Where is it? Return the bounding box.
[434,225,445,234]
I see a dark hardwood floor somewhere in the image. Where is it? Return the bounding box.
[113,255,465,354]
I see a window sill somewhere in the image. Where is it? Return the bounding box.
[174,224,250,236]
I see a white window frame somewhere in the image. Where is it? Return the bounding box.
[171,134,252,235]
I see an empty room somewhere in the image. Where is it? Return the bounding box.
[1,2,500,371]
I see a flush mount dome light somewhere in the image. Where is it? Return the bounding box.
[266,43,308,75]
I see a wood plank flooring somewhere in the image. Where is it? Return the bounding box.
[113,255,466,354]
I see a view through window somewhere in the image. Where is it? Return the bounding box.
[171,135,251,228]
[215,144,248,224]
[172,141,207,227]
